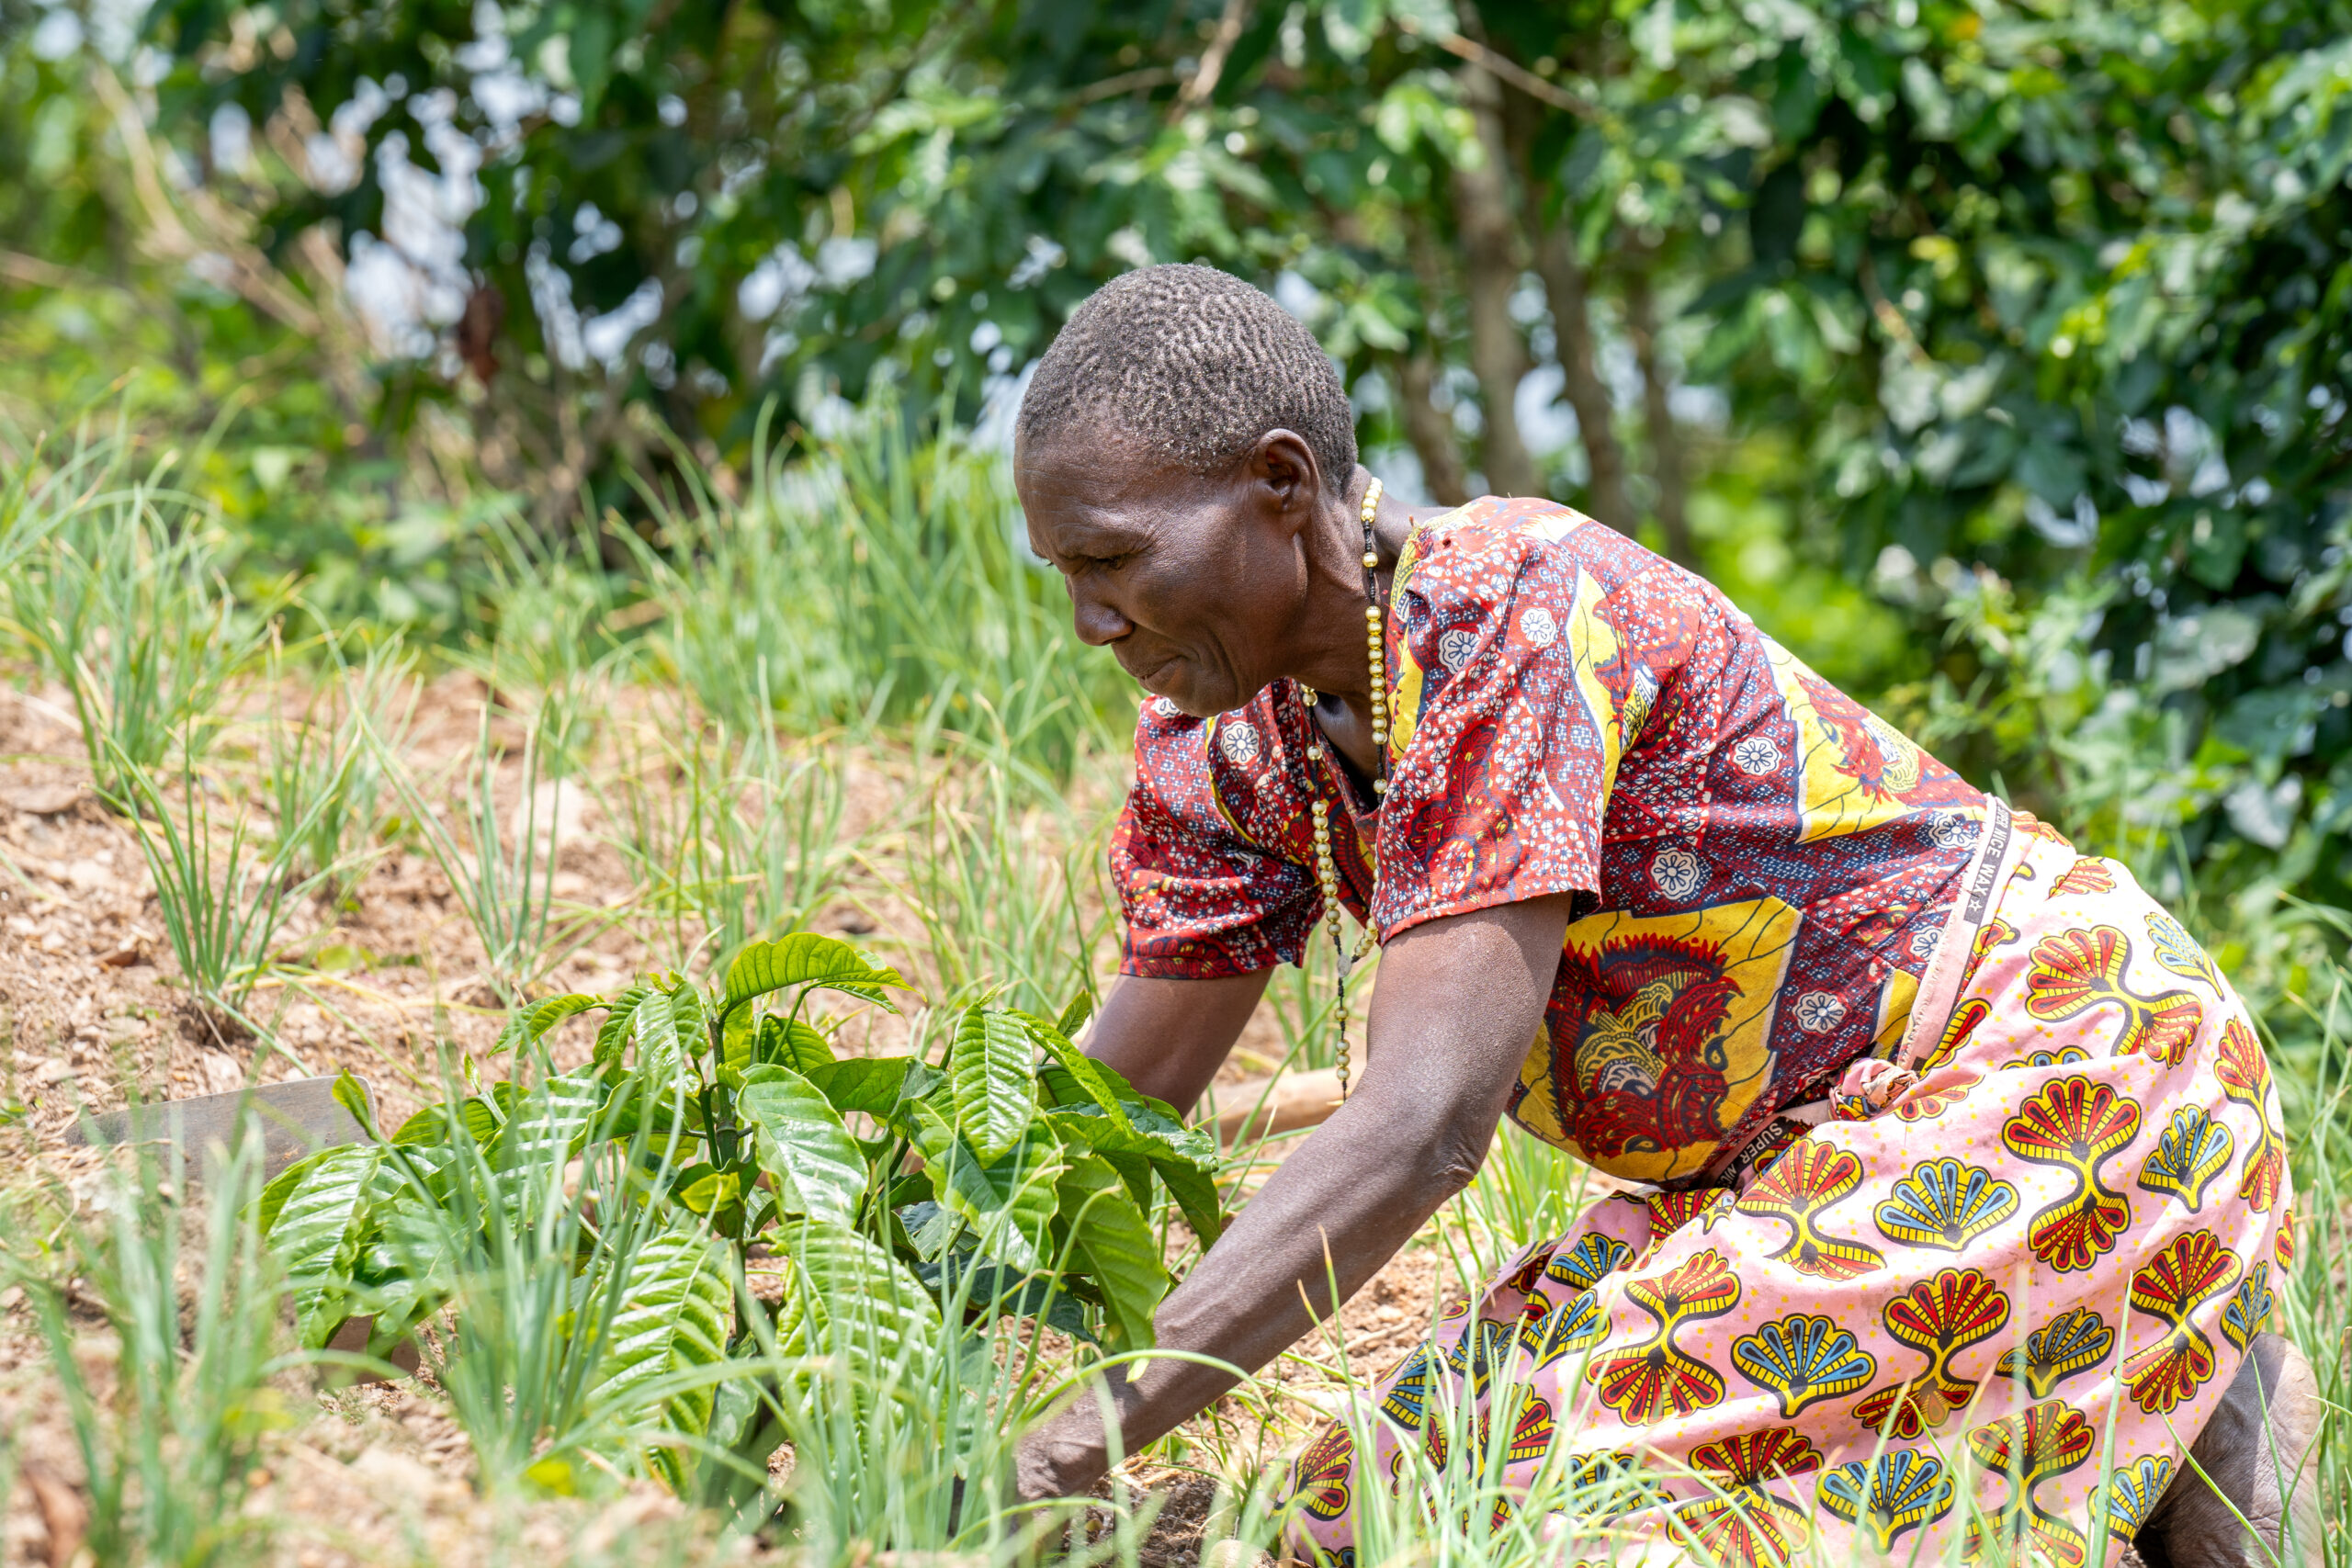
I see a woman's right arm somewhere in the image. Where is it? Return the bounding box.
[1080,969,1272,1111]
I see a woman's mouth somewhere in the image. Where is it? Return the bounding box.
[1129,652,1183,691]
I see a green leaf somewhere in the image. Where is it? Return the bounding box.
[595,984,653,1066]
[1043,1102,1216,1169]
[1016,1012,1132,1131]
[589,1224,733,1479]
[331,1070,378,1138]
[737,1064,866,1228]
[1046,1104,1222,1240]
[1100,1148,1156,1213]
[1058,1155,1168,1353]
[1055,989,1095,1039]
[928,1122,1063,1272]
[489,1066,607,1173]
[776,1220,940,1382]
[720,934,903,1021]
[757,1013,837,1074]
[260,1142,389,1348]
[677,1168,742,1213]
[389,1099,489,1147]
[948,1006,1036,1163]
[255,1147,326,1235]
[1156,1159,1226,1247]
[636,981,707,1084]
[805,1055,915,1116]
[493,993,603,1056]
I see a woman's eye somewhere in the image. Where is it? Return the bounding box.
[1096,554,1127,571]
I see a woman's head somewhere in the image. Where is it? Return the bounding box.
[1015,265,1365,717]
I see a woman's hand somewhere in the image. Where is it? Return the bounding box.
[1014,1418,1110,1504]
[1033,892,1576,1486]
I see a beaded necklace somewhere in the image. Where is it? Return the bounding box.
[1297,477,1389,1100]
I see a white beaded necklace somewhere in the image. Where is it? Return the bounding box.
[1298,477,1389,1100]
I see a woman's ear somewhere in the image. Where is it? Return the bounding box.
[1249,429,1323,520]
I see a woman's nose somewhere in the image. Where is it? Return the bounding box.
[1069,588,1133,648]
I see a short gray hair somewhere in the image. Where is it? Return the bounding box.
[1017,264,1357,493]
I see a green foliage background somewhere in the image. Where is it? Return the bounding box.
[6,0,2352,964]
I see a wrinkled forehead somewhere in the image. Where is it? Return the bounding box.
[1014,424,1218,524]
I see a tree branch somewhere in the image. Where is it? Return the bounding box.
[1171,0,1252,118]
[1393,17,1602,121]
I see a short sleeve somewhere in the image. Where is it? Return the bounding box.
[1112,698,1317,978]
[1373,523,1640,936]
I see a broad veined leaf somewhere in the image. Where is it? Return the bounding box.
[636,981,707,1084]
[949,1006,1036,1163]
[1044,1109,1221,1241]
[390,1096,497,1147]
[345,1146,469,1348]
[595,983,654,1066]
[929,1122,1064,1272]
[1050,1090,1217,1170]
[331,1070,379,1136]
[720,934,903,1021]
[588,1224,733,1470]
[260,1142,390,1347]
[1155,1159,1226,1247]
[1054,989,1096,1040]
[1098,1148,1157,1213]
[913,1248,1095,1341]
[256,1146,326,1234]
[756,1013,836,1074]
[693,1364,784,1508]
[493,993,603,1056]
[1041,1053,1187,1124]
[895,1199,963,1261]
[490,1066,608,1173]
[1042,1102,1212,1168]
[1058,1154,1168,1352]
[737,1064,865,1228]
[677,1167,742,1213]
[776,1220,939,1384]
[806,1055,917,1116]
[1018,1013,1133,1131]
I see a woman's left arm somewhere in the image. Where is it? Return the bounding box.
[1016,888,1577,1500]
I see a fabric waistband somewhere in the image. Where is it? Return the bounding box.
[1690,798,2024,1188]
[1889,797,2023,1076]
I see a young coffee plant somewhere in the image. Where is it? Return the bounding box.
[252,929,1221,1508]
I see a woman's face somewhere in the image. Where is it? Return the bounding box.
[1016,427,1331,719]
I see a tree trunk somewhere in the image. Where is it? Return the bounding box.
[1482,46,1632,532]
[1449,67,1541,499]
[1392,349,1471,506]
[1624,269,1695,568]
[1527,225,1634,533]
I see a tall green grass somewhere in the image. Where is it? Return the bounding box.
[626,403,1128,782]
[898,729,1116,1020]
[2,432,266,800]
[378,670,611,1004]
[6,1134,301,1567]
[594,706,854,980]
[110,737,342,1046]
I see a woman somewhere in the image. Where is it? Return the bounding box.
[1011,265,2301,1565]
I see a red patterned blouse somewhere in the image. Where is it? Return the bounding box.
[1109,497,1991,1182]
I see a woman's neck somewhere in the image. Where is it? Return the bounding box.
[1289,468,1420,761]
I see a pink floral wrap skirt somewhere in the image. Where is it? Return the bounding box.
[1283,825,2295,1567]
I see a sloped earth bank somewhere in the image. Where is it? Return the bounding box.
[0,674,1453,1567]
